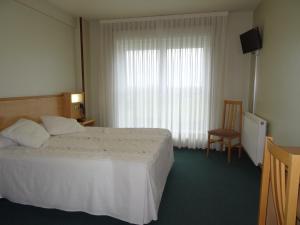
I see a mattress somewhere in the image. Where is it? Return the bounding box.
[0,127,174,224]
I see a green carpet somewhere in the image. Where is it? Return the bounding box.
[0,149,261,225]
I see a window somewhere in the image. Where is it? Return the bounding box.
[98,15,227,148]
[115,44,209,148]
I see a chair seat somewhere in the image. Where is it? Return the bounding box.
[208,128,240,138]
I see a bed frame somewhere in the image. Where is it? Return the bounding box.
[0,94,68,131]
[0,93,173,225]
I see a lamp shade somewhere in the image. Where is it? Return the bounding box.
[71,93,83,103]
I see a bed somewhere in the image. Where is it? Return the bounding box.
[0,94,174,225]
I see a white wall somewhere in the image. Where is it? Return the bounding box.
[223,11,253,112]
[0,0,77,97]
[253,0,300,145]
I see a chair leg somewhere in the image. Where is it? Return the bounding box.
[238,145,242,158]
[238,136,242,158]
[207,134,211,157]
[220,138,224,151]
[227,141,232,163]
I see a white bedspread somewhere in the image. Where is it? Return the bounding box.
[0,127,174,224]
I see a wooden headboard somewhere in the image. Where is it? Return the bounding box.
[0,94,67,131]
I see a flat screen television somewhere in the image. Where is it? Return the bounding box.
[240,27,262,54]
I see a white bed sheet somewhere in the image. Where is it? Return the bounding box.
[0,127,174,224]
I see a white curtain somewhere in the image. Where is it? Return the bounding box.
[96,13,227,149]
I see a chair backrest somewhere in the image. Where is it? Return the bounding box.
[222,100,243,132]
[258,137,300,225]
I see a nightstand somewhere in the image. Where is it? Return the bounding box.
[79,119,95,127]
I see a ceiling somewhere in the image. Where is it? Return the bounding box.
[46,0,260,20]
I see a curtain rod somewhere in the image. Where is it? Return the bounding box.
[99,11,228,24]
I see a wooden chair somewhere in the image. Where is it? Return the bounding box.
[207,99,243,163]
[258,137,300,225]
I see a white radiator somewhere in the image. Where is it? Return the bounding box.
[242,112,267,166]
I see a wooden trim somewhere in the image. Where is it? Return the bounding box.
[239,102,243,137]
[63,92,72,118]
[0,93,90,131]
[0,93,68,131]
[285,157,300,225]
[258,137,272,225]
[268,142,290,166]
[224,99,243,104]
[222,102,226,129]
[80,17,85,93]
[258,137,300,225]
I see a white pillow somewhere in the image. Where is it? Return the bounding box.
[41,116,85,135]
[1,119,50,148]
[0,135,17,149]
